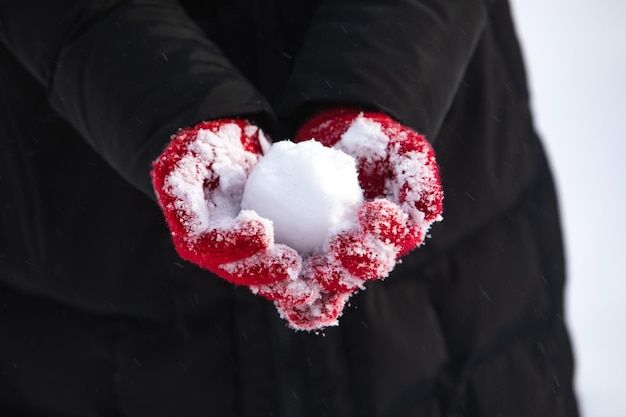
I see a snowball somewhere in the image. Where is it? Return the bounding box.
[241,140,364,255]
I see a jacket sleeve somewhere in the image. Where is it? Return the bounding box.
[0,0,274,198]
[277,0,494,140]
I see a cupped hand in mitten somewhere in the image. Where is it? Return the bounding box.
[151,119,301,286]
[248,108,443,330]
[290,108,444,289]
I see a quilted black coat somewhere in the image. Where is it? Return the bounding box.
[0,0,579,416]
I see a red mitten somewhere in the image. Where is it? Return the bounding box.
[295,108,443,256]
[246,108,443,330]
[151,119,301,286]
[275,108,444,318]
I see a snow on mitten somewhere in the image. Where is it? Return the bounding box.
[151,119,301,286]
[248,108,443,330]
[293,108,444,292]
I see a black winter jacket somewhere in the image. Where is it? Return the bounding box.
[0,0,579,416]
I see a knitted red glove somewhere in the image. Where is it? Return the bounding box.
[247,108,443,330]
[292,107,443,281]
[151,119,301,286]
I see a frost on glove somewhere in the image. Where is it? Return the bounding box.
[151,111,443,331]
[151,119,301,286]
[256,107,443,329]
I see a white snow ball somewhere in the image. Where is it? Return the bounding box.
[241,140,364,255]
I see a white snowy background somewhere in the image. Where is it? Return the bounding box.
[510,1,626,416]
